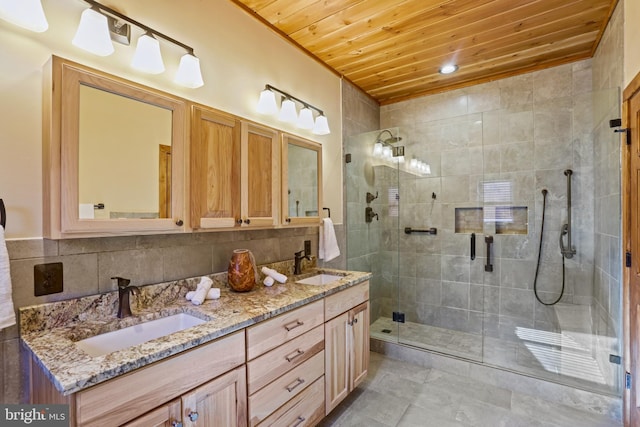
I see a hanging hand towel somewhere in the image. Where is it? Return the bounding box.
[0,226,16,330]
[319,217,340,262]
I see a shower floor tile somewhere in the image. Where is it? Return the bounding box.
[370,316,616,395]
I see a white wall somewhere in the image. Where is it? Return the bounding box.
[625,0,640,86]
[0,0,343,238]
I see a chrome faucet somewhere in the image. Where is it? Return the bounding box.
[294,249,313,275]
[112,277,139,318]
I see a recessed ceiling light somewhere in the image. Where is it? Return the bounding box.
[439,64,458,74]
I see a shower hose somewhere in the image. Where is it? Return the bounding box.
[533,189,565,306]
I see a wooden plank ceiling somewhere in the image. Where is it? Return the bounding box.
[231,0,618,105]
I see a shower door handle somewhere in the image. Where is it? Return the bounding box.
[485,235,494,272]
[470,233,476,260]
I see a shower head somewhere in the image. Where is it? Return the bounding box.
[374,129,401,145]
[380,136,403,144]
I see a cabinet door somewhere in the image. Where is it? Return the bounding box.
[182,365,247,427]
[191,105,241,229]
[324,312,349,415]
[350,302,369,390]
[122,399,181,427]
[241,122,279,227]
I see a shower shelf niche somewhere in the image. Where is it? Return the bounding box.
[455,206,528,235]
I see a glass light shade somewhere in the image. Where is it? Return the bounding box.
[425,164,431,174]
[372,142,383,157]
[131,33,165,74]
[278,98,298,124]
[297,107,315,129]
[175,53,203,88]
[72,7,113,56]
[409,158,418,169]
[382,146,392,159]
[397,155,405,163]
[257,89,278,115]
[0,0,48,32]
[312,114,331,135]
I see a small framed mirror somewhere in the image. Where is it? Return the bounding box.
[281,134,322,226]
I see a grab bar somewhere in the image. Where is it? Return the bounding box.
[404,227,437,235]
[0,198,5,229]
[560,169,576,259]
[485,235,494,272]
[470,233,476,260]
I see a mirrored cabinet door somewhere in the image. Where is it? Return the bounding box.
[281,134,322,226]
[42,56,187,239]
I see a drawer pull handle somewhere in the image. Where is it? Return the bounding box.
[188,411,199,422]
[289,416,306,427]
[171,422,183,427]
[285,348,305,362]
[284,320,304,331]
[285,377,305,392]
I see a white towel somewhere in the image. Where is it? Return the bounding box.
[0,227,16,330]
[186,288,220,301]
[263,276,275,287]
[191,277,213,305]
[319,217,340,262]
[261,267,287,283]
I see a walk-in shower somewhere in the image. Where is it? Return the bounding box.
[346,86,623,397]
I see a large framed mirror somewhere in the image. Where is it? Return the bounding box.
[281,134,322,226]
[43,56,187,238]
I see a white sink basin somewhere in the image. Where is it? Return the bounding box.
[296,274,344,286]
[76,313,207,357]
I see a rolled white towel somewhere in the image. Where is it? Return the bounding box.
[186,288,220,301]
[263,276,275,287]
[191,277,213,305]
[261,267,287,283]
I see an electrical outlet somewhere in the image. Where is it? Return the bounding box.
[34,262,63,296]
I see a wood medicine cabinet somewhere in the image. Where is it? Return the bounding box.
[42,56,187,238]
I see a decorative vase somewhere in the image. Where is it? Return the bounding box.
[227,249,257,292]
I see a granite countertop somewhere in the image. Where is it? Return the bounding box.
[20,264,371,396]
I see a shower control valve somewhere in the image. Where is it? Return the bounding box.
[365,207,379,223]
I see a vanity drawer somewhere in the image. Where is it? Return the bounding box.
[247,325,324,395]
[325,281,369,320]
[246,299,324,360]
[248,350,324,427]
[257,375,325,427]
[74,330,245,427]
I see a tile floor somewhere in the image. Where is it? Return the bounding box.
[370,313,618,395]
[319,352,621,427]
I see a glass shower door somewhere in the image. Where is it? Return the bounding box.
[395,116,485,362]
[345,128,401,346]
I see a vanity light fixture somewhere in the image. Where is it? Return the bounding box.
[257,84,331,135]
[278,98,298,124]
[297,106,315,130]
[0,0,48,32]
[131,32,165,74]
[72,6,114,56]
[73,0,204,87]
